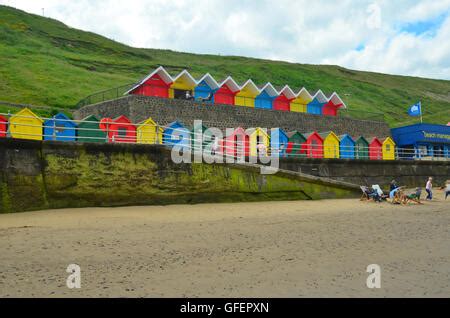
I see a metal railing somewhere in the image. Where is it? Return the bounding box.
[74,84,385,122]
[75,83,136,108]
[1,112,448,162]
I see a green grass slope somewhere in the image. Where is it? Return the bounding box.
[1,5,449,127]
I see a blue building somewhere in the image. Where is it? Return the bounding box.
[270,128,289,157]
[163,121,190,150]
[43,113,77,141]
[307,90,328,115]
[255,83,278,110]
[391,123,450,159]
[339,134,356,159]
[194,74,219,104]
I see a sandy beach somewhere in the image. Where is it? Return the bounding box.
[0,190,449,298]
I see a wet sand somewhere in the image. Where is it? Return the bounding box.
[0,190,449,298]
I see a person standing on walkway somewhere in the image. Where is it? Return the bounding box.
[425,177,433,200]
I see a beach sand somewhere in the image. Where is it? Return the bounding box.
[0,190,449,298]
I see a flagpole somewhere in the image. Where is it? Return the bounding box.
[420,101,423,123]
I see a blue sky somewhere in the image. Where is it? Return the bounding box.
[1,0,450,80]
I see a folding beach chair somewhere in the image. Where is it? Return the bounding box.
[403,188,423,205]
[360,186,370,201]
[360,186,381,202]
[372,185,389,201]
[391,187,405,204]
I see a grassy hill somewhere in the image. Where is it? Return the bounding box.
[0,5,449,127]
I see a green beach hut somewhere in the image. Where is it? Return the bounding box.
[355,136,369,159]
[77,114,107,143]
[286,131,307,158]
[190,123,218,152]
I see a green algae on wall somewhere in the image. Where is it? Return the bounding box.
[0,139,360,213]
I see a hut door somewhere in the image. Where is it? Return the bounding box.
[174,89,191,100]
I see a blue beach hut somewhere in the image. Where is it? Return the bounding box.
[339,134,356,159]
[255,83,278,110]
[307,90,328,115]
[194,73,219,104]
[270,128,289,157]
[43,113,77,141]
[163,120,191,150]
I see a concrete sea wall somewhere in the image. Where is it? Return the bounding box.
[279,157,450,188]
[0,139,359,213]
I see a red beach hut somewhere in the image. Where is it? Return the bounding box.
[369,137,383,160]
[214,77,240,105]
[273,86,296,111]
[126,66,173,98]
[105,115,136,143]
[0,115,7,137]
[303,132,324,158]
[223,127,250,157]
[322,92,346,116]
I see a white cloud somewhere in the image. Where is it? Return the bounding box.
[1,0,450,79]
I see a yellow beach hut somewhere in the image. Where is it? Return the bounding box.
[235,79,260,108]
[319,131,340,159]
[168,70,197,99]
[246,127,270,157]
[137,117,163,144]
[290,88,312,113]
[381,137,396,160]
[10,108,43,141]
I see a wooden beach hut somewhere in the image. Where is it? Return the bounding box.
[290,88,313,113]
[0,115,7,138]
[137,117,163,144]
[247,127,270,157]
[194,73,220,103]
[43,113,77,141]
[381,137,396,160]
[255,83,278,110]
[273,86,296,112]
[169,70,197,100]
[126,66,173,98]
[270,128,289,157]
[307,90,327,115]
[214,77,240,105]
[320,131,340,159]
[223,127,250,157]
[286,131,306,158]
[9,108,43,141]
[303,132,324,158]
[369,137,383,160]
[323,92,346,117]
[190,123,213,152]
[77,115,106,143]
[235,80,259,108]
[107,115,136,143]
[355,136,369,160]
[163,120,190,150]
[339,134,355,159]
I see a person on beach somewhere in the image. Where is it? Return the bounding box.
[425,177,433,201]
[445,180,450,200]
[390,179,398,192]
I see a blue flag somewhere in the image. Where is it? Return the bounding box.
[408,101,421,117]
